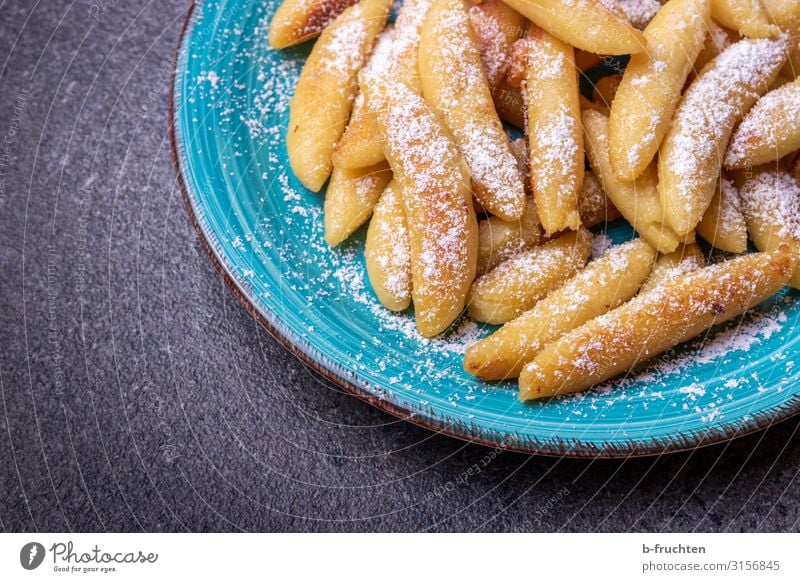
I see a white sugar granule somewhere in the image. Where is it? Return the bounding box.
[198,70,220,89]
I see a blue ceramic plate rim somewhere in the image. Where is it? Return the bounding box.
[169,0,800,457]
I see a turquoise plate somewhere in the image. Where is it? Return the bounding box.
[170,0,800,457]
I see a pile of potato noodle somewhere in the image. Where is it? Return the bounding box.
[269,0,800,401]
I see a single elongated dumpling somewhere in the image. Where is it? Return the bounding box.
[500,0,646,54]
[419,0,527,220]
[739,168,800,287]
[324,162,392,246]
[725,78,800,169]
[657,36,788,236]
[523,25,584,235]
[365,180,412,311]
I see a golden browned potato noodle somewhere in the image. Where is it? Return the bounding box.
[739,167,800,287]
[657,36,787,236]
[464,238,656,380]
[324,162,392,246]
[523,25,584,235]
[725,78,800,169]
[269,0,358,48]
[500,0,646,54]
[365,180,413,311]
[691,20,734,78]
[493,81,525,128]
[467,229,592,324]
[286,0,392,191]
[519,247,794,400]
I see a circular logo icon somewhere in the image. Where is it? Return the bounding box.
[20,542,45,570]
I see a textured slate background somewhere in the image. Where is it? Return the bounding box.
[0,0,799,532]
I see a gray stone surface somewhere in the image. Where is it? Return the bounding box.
[0,0,798,532]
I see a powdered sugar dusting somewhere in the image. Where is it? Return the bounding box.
[374,185,411,300]
[468,4,509,87]
[725,79,800,168]
[316,6,369,75]
[615,0,661,30]
[740,170,800,241]
[663,37,787,209]
[384,0,434,88]
[428,3,525,218]
[529,104,580,201]
[716,177,746,235]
